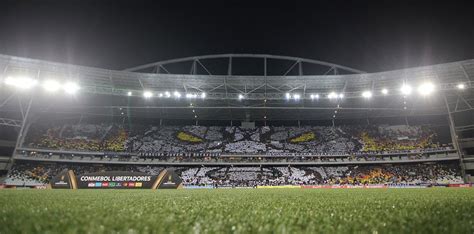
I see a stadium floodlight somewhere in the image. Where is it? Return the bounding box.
[143,91,153,98]
[63,82,80,94]
[42,80,61,92]
[310,94,319,99]
[173,91,181,98]
[238,94,244,100]
[186,93,196,99]
[327,92,338,99]
[338,93,344,99]
[4,76,38,90]
[293,94,301,100]
[362,91,372,99]
[457,83,465,90]
[164,91,171,98]
[127,91,132,96]
[201,92,206,99]
[381,88,389,95]
[285,93,291,99]
[417,82,435,96]
[158,93,163,97]
[400,84,412,96]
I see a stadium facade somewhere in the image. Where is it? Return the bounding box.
[0,54,473,187]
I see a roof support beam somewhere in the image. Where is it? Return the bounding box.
[123,54,365,74]
[0,118,22,128]
[298,61,303,76]
[228,57,232,76]
[283,61,299,76]
[196,59,212,75]
[0,92,16,109]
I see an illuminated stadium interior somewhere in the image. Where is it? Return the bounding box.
[1,53,474,187]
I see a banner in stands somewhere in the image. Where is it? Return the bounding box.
[76,171,158,189]
[447,184,472,188]
[301,185,388,189]
[153,169,183,189]
[257,185,301,189]
[184,185,214,189]
[50,169,76,189]
[50,169,182,189]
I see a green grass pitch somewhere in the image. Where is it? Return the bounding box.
[0,188,473,233]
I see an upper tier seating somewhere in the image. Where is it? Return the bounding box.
[24,122,446,156]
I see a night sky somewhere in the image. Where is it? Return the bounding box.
[0,0,473,72]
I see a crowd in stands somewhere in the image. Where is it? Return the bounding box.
[24,121,450,157]
[25,123,127,152]
[350,125,439,152]
[180,163,463,187]
[5,162,463,187]
[17,148,455,164]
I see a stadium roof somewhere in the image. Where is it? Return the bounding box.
[0,54,473,122]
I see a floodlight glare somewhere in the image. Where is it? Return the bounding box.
[457,83,465,90]
[310,94,319,99]
[381,88,389,95]
[4,77,14,85]
[185,93,195,99]
[143,91,153,98]
[63,82,80,94]
[201,92,206,99]
[362,91,372,98]
[417,82,435,96]
[42,80,61,92]
[400,84,412,95]
[238,94,244,100]
[127,91,132,96]
[285,93,291,99]
[164,91,171,98]
[328,92,338,99]
[338,93,344,99]
[293,94,301,100]
[4,76,38,90]
[173,91,181,98]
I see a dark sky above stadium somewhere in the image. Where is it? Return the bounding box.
[0,0,473,72]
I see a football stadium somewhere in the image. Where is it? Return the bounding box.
[0,53,474,232]
[1,2,474,233]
